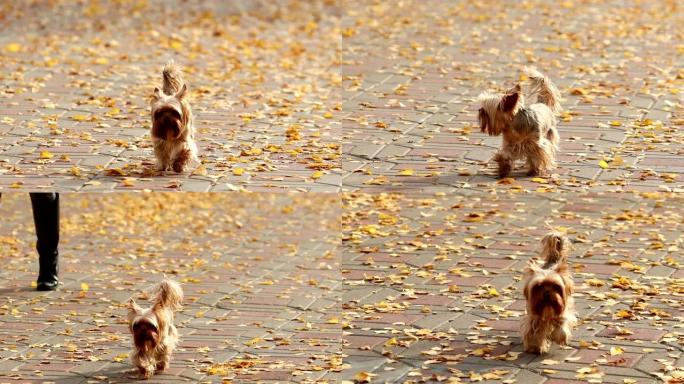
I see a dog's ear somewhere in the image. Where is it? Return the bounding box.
[175,83,187,100]
[522,259,540,300]
[524,258,541,275]
[128,298,142,316]
[554,262,568,274]
[500,84,522,113]
[563,277,574,296]
[555,263,574,295]
[478,108,490,133]
[152,87,162,99]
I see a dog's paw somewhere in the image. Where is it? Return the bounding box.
[138,368,154,380]
[525,340,550,354]
[524,345,541,354]
[552,329,569,346]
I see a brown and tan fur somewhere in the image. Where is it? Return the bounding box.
[478,67,562,178]
[150,60,198,173]
[128,280,183,379]
[521,232,576,354]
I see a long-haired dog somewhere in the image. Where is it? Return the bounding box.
[478,67,562,178]
[150,60,198,173]
[521,232,577,354]
[127,279,183,379]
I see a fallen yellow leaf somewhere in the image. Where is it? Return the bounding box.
[121,178,135,187]
[354,372,376,383]
[610,346,624,356]
[5,43,21,53]
[192,165,208,176]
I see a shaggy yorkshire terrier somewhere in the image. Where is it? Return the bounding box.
[478,67,562,178]
[150,60,198,173]
[128,279,183,379]
[521,232,577,354]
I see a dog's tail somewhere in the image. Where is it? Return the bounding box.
[540,232,569,268]
[523,67,561,113]
[152,279,183,311]
[162,60,185,95]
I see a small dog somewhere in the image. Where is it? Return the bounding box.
[478,67,562,178]
[521,232,577,354]
[127,279,183,379]
[150,60,198,173]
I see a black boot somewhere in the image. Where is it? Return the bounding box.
[30,193,60,291]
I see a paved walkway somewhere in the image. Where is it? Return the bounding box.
[342,0,684,193]
[0,0,340,192]
[342,192,684,384]
[2,1,684,383]
[0,193,341,383]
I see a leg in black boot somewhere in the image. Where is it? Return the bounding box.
[30,193,60,291]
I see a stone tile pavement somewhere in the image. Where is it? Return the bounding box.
[0,0,341,192]
[341,192,684,383]
[3,1,684,384]
[0,193,341,383]
[342,0,684,193]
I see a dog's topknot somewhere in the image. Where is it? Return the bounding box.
[162,60,185,96]
[540,231,570,268]
[152,279,183,311]
[523,66,561,113]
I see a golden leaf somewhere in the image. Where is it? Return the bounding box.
[354,372,376,383]
[5,43,21,53]
[192,165,208,176]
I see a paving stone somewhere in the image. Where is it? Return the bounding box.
[342,0,684,194]
[342,192,684,383]
[0,193,341,382]
[0,0,340,192]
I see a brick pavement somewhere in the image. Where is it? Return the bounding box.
[341,192,684,383]
[2,0,684,383]
[342,0,684,193]
[0,193,341,383]
[0,0,341,192]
